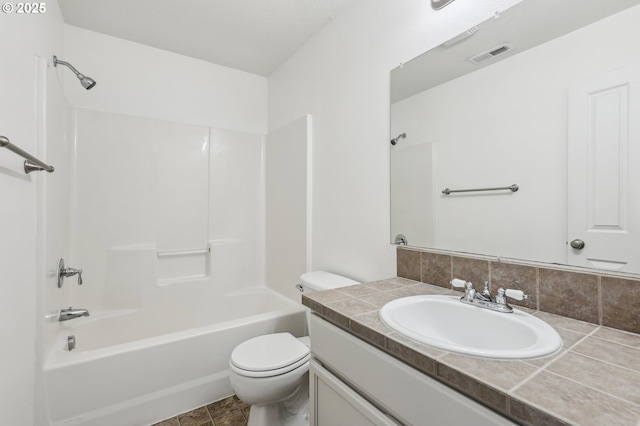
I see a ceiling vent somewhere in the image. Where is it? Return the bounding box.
[468,44,511,64]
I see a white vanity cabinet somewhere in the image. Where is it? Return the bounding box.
[310,360,401,425]
[309,314,516,426]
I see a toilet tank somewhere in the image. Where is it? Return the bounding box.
[297,271,360,293]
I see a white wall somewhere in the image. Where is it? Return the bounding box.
[64,25,268,134]
[266,115,312,301]
[0,2,67,424]
[268,0,522,282]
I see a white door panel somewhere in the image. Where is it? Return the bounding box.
[568,63,640,271]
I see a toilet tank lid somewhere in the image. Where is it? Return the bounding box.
[299,271,360,291]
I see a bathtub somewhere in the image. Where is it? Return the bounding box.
[43,287,306,426]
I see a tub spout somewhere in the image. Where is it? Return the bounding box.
[59,307,90,322]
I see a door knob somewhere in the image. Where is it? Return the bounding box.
[570,239,585,249]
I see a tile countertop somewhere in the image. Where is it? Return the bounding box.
[302,277,640,426]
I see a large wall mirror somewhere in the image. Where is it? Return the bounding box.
[390,0,640,275]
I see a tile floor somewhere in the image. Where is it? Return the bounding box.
[152,395,249,426]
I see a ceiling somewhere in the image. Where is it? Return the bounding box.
[58,0,358,76]
[391,0,640,103]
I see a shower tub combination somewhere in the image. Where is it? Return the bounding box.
[43,286,306,426]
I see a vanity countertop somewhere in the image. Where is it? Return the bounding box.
[302,277,640,426]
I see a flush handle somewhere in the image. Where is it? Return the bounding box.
[570,239,585,250]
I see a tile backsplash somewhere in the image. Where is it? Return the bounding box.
[397,247,640,334]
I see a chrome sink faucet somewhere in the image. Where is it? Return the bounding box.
[59,307,90,322]
[450,279,527,313]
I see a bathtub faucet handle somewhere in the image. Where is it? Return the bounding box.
[62,267,83,285]
[58,258,83,287]
[74,268,83,285]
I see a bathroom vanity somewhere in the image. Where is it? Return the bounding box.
[309,313,515,425]
[304,278,640,425]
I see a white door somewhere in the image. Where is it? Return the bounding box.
[567,63,640,272]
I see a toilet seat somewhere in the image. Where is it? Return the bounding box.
[230,333,310,378]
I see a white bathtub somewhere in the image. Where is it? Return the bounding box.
[43,287,306,426]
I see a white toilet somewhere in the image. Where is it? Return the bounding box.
[229,271,359,426]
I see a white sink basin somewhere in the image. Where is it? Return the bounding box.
[380,295,562,359]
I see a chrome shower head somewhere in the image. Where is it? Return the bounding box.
[53,56,96,90]
[79,75,97,90]
[390,133,406,145]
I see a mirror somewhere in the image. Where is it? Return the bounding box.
[431,0,456,10]
[390,0,640,274]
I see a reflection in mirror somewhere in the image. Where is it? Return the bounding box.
[431,0,456,10]
[390,0,640,275]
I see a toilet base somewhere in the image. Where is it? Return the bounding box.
[246,403,309,426]
[246,379,309,426]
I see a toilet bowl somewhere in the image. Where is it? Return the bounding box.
[228,271,359,426]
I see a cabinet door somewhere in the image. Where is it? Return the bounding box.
[310,360,400,426]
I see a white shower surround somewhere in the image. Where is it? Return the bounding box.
[66,108,266,312]
[44,286,306,426]
[38,105,284,425]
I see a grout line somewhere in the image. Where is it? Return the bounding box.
[597,275,603,326]
[590,328,640,350]
[508,326,640,400]
[562,327,596,351]
[542,369,640,409]
[505,385,576,426]
[509,327,600,394]
[508,361,549,394]
[155,395,250,426]
[566,347,640,377]
[535,266,540,311]
[532,310,599,334]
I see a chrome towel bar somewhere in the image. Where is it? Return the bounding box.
[157,247,211,257]
[442,184,519,195]
[0,135,55,174]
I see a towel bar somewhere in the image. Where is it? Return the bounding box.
[442,184,518,195]
[0,135,55,174]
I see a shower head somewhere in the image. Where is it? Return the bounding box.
[390,133,406,145]
[53,56,96,90]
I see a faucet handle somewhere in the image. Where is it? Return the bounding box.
[495,288,528,307]
[63,267,83,285]
[505,289,528,301]
[450,278,469,289]
[58,257,83,287]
